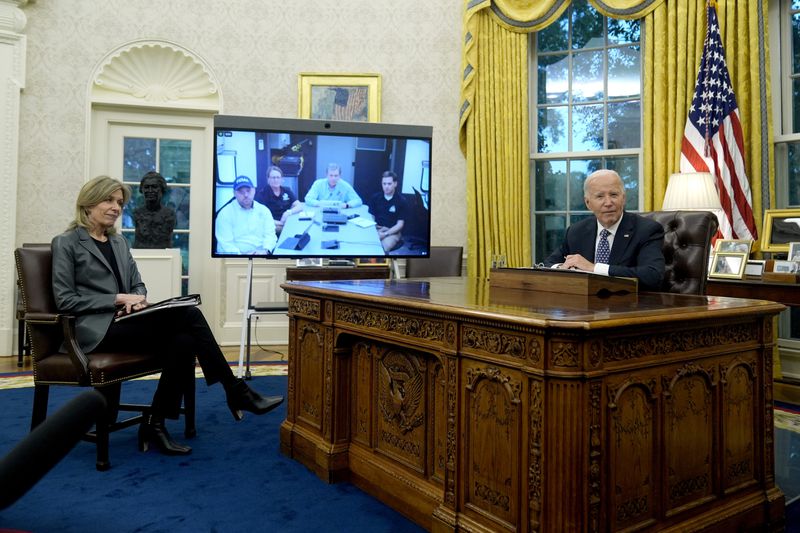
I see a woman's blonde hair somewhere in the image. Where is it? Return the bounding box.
[68,175,131,235]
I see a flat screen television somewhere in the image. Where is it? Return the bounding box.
[212,115,432,259]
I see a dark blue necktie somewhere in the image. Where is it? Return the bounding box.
[596,228,611,264]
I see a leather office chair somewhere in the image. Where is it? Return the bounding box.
[14,246,196,471]
[640,210,719,295]
[406,246,463,277]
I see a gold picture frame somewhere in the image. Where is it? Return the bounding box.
[355,258,389,267]
[709,252,747,279]
[298,73,381,122]
[713,239,752,255]
[761,209,800,253]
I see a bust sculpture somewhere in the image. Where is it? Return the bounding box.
[132,171,177,248]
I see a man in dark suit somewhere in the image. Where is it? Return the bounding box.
[543,169,665,290]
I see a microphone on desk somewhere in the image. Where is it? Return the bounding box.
[0,390,107,509]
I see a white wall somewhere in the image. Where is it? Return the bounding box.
[16,0,466,246]
[7,0,467,354]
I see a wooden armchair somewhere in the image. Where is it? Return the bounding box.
[14,245,195,471]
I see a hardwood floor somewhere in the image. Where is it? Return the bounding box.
[0,345,288,374]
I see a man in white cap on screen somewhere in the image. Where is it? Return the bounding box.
[215,175,277,254]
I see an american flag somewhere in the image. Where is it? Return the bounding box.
[679,5,757,240]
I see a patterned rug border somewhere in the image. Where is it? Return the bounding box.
[0,362,287,390]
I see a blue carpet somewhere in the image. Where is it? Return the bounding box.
[0,376,424,532]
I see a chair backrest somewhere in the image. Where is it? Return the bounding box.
[639,210,718,295]
[16,243,52,319]
[15,246,64,360]
[15,246,56,315]
[406,246,463,278]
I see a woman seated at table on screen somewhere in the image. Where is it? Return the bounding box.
[51,175,283,456]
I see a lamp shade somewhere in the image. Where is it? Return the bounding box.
[661,172,723,210]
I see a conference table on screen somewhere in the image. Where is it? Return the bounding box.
[274,204,385,257]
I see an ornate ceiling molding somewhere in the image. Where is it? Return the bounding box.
[90,39,220,110]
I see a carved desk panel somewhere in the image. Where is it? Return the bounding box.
[280,278,785,532]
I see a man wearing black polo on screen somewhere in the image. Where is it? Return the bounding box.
[367,170,407,253]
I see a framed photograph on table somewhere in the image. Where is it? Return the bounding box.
[714,239,753,255]
[355,258,389,267]
[761,209,800,253]
[789,242,800,261]
[744,259,766,278]
[298,73,381,123]
[709,252,747,279]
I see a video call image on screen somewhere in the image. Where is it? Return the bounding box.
[212,116,432,259]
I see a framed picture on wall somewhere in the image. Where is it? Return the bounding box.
[298,73,381,123]
[761,209,800,253]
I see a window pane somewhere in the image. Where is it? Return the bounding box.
[789,142,800,206]
[538,53,569,104]
[173,232,189,279]
[605,156,640,210]
[572,50,604,102]
[569,159,602,210]
[572,104,603,151]
[535,214,566,263]
[168,186,191,230]
[608,18,639,45]
[535,160,567,210]
[160,139,192,184]
[538,107,569,153]
[537,15,569,53]
[608,46,640,98]
[122,184,141,230]
[123,138,156,182]
[608,101,641,149]
[794,13,800,74]
[794,79,800,133]
[571,0,604,50]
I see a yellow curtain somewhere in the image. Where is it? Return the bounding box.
[644,0,773,240]
[461,4,532,279]
[459,0,773,277]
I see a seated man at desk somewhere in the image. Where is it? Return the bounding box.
[367,170,407,252]
[255,165,302,234]
[543,169,665,290]
[304,163,363,209]
[215,175,277,254]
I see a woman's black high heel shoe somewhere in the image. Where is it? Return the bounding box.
[138,415,192,455]
[226,379,284,421]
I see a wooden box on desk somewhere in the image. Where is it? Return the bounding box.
[489,266,637,296]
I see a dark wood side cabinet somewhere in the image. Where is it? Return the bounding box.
[281,278,785,532]
[285,266,390,282]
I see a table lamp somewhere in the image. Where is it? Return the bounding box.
[661,172,723,210]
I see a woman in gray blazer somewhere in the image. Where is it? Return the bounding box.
[52,176,283,456]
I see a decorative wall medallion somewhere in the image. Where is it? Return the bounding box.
[336,304,444,343]
[378,350,425,434]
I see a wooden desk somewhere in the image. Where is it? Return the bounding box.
[281,278,785,532]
